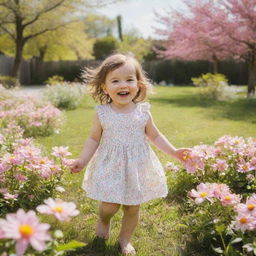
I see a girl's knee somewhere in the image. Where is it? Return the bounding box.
[100,202,120,216]
[122,205,140,216]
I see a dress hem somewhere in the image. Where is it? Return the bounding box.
[82,189,168,205]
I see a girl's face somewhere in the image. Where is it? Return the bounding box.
[103,62,139,106]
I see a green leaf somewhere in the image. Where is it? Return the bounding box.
[230,237,242,244]
[56,240,86,251]
[177,224,188,228]
[215,224,225,233]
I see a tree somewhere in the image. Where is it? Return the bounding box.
[154,1,237,73]
[155,0,256,96]
[24,21,94,61]
[93,36,118,60]
[117,28,152,61]
[83,14,116,38]
[117,15,123,41]
[0,0,121,82]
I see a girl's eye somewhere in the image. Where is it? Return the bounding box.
[112,80,118,83]
[127,79,134,82]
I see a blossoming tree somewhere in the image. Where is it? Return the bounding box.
[155,0,256,96]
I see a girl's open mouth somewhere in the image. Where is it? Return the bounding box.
[117,92,130,97]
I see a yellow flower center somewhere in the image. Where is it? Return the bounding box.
[200,192,208,198]
[224,196,231,201]
[247,204,255,211]
[54,206,63,213]
[239,218,247,224]
[19,225,34,238]
[183,154,190,161]
[242,165,247,170]
[40,159,46,164]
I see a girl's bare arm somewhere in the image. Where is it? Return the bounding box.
[145,113,178,158]
[78,113,103,166]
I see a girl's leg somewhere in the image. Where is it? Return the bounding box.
[118,204,140,254]
[96,201,121,239]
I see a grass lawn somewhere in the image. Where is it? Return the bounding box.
[36,86,256,256]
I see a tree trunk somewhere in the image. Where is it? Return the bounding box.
[248,53,256,97]
[11,12,24,85]
[212,54,218,74]
[11,41,24,80]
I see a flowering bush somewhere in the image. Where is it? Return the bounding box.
[0,93,63,137]
[185,183,256,255]
[0,200,83,256]
[0,130,74,216]
[44,75,65,85]
[42,82,86,110]
[166,135,256,198]
[191,73,236,101]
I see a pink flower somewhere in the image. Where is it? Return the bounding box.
[237,159,253,173]
[1,209,51,256]
[219,193,241,207]
[212,159,228,172]
[4,193,18,200]
[211,183,231,199]
[183,150,205,174]
[51,146,72,159]
[36,198,79,221]
[189,183,214,204]
[234,213,256,232]
[249,157,256,169]
[61,158,75,168]
[15,173,28,182]
[164,162,180,172]
[0,188,8,194]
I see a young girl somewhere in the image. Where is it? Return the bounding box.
[71,53,190,255]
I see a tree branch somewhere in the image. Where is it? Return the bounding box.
[23,19,79,42]
[23,0,66,28]
[0,24,15,39]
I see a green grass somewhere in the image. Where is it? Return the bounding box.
[36,86,256,256]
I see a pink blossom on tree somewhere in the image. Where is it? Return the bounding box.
[155,0,256,96]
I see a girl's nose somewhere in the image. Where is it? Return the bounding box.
[119,82,128,88]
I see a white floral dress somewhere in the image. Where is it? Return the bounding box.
[82,102,168,205]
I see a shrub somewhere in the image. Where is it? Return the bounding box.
[185,183,256,255]
[0,92,64,137]
[192,73,234,101]
[93,36,118,60]
[0,127,74,216]
[0,76,19,89]
[42,82,86,110]
[44,75,65,85]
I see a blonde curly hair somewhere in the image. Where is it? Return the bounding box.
[82,53,153,104]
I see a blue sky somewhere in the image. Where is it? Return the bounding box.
[97,0,186,38]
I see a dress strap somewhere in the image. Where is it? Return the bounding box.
[95,104,107,124]
[139,102,151,123]
[139,102,151,112]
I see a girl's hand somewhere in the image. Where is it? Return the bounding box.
[173,148,192,163]
[70,159,86,173]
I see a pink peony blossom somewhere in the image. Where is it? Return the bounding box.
[36,198,79,221]
[1,209,51,256]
